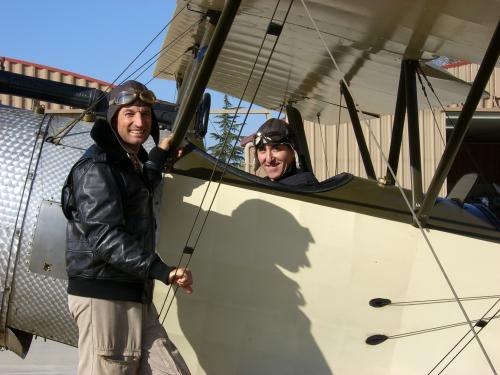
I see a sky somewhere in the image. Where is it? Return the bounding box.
[1,0,269,142]
[0,0,269,371]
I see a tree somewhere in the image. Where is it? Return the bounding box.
[207,95,244,167]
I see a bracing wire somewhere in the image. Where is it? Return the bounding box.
[417,65,496,199]
[51,4,190,143]
[159,0,294,323]
[385,314,499,340]
[278,100,286,118]
[159,0,289,322]
[428,300,500,374]
[130,18,202,82]
[416,69,446,145]
[388,294,500,306]
[108,4,188,92]
[316,113,330,177]
[144,51,187,86]
[191,0,294,253]
[298,0,496,372]
[435,312,500,374]
[335,89,342,175]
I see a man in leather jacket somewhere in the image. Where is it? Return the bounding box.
[62,80,192,375]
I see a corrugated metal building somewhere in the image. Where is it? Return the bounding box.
[0,56,111,113]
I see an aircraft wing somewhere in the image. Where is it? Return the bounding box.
[154,0,499,124]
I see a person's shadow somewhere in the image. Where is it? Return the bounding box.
[156,174,332,374]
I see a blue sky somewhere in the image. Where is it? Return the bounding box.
[2,1,178,101]
[1,0,268,141]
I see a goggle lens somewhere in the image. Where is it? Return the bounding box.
[253,131,288,148]
[110,89,156,106]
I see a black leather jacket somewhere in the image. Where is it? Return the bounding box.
[62,119,173,303]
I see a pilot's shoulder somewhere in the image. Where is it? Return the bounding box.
[280,171,318,186]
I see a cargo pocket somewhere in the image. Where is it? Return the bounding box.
[90,298,143,374]
[97,353,140,375]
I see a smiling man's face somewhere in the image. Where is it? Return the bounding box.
[257,143,295,181]
[115,105,152,152]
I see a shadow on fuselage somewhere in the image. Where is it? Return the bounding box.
[159,176,332,374]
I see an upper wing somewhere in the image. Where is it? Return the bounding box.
[155,0,499,124]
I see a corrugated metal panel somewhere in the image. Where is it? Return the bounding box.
[0,57,111,112]
[445,63,500,109]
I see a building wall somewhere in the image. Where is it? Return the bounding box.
[302,64,500,196]
[0,57,111,111]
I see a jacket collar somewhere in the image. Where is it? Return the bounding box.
[90,119,148,163]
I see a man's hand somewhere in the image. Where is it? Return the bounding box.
[168,267,193,294]
[159,135,173,151]
[159,135,183,158]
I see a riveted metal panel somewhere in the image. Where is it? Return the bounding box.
[5,117,90,346]
[29,200,68,280]
[0,106,46,344]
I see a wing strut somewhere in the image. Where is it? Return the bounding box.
[286,105,314,173]
[418,20,500,225]
[384,61,406,185]
[169,0,241,151]
[340,81,376,180]
[404,59,424,209]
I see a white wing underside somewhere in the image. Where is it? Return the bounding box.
[155,0,499,124]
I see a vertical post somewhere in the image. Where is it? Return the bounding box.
[404,59,423,209]
[170,0,241,151]
[285,105,314,173]
[176,16,216,115]
[384,62,406,185]
[418,20,500,223]
[340,81,377,180]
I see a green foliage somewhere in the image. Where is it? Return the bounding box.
[207,95,244,167]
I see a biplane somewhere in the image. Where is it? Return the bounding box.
[0,0,499,374]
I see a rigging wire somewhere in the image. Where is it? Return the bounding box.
[316,113,330,178]
[428,300,500,374]
[298,0,496,372]
[335,90,342,175]
[50,4,190,143]
[416,69,446,145]
[385,314,498,340]
[108,3,188,93]
[387,294,500,306]
[190,0,294,257]
[159,0,294,323]
[131,18,202,82]
[159,0,289,322]
[417,65,497,200]
[278,100,286,118]
[144,51,187,86]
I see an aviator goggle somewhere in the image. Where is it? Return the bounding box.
[253,131,291,148]
[109,88,156,106]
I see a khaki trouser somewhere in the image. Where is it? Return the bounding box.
[68,295,190,375]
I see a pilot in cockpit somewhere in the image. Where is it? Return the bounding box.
[253,118,318,186]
